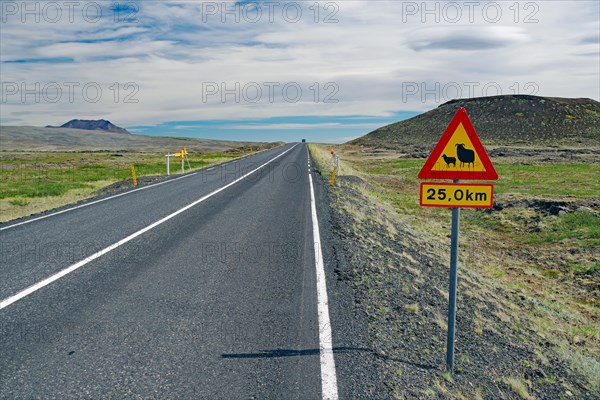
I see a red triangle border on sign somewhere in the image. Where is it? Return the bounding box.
[418,107,498,181]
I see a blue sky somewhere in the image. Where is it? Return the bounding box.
[128,112,420,143]
[1,1,599,143]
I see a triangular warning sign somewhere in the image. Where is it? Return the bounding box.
[418,107,498,181]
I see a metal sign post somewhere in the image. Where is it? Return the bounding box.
[166,148,188,176]
[180,148,187,173]
[446,180,460,372]
[334,155,339,175]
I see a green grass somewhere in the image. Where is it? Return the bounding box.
[361,159,600,197]
[462,209,513,232]
[494,163,600,197]
[442,371,453,383]
[560,348,600,393]
[526,211,600,247]
[487,265,506,279]
[584,109,600,117]
[1,181,92,199]
[570,262,600,275]
[363,159,422,176]
[0,150,246,222]
[0,151,234,199]
[201,152,239,159]
[8,198,29,206]
[503,377,533,400]
[571,324,600,341]
[353,158,600,247]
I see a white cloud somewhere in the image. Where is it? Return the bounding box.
[407,25,532,51]
[1,0,598,131]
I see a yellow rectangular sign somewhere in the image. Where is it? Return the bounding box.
[420,182,493,208]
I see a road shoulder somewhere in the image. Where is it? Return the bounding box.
[312,166,389,398]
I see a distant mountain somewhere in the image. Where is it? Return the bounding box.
[350,95,600,147]
[47,119,130,134]
[0,126,277,152]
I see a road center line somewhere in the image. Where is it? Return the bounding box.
[309,172,339,400]
[0,144,298,310]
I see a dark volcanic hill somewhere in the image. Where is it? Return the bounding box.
[350,95,600,148]
[48,119,130,134]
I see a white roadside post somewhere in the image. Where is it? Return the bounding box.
[165,154,176,176]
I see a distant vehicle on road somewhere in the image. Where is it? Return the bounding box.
[302,139,306,143]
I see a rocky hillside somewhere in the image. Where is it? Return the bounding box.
[48,119,130,134]
[351,95,600,148]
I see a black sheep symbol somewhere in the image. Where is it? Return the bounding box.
[441,154,456,167]
[455,144,475,168]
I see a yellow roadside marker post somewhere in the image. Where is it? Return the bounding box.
[329,167,337,186]
[329,148,337,186]
[130,164,137,187]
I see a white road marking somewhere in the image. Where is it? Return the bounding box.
[309,172,339,400]
[0,151,270,231]
[0,145,298,310]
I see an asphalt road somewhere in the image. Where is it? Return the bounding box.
[0,143,348,399]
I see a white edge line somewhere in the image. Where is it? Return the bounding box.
[0,144,298,310]
[309,172,339,400]
[0,149,276,231]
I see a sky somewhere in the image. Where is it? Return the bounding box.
[1,0,599,143]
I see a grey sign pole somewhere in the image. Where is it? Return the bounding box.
[446,179,460,373]
[334,155,339,175]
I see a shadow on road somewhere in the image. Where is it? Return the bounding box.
[221,347,371,359]
[222,348,437,370]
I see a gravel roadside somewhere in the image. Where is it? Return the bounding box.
[315,170,595,399]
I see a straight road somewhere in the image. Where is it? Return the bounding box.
[0,143,339,399]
